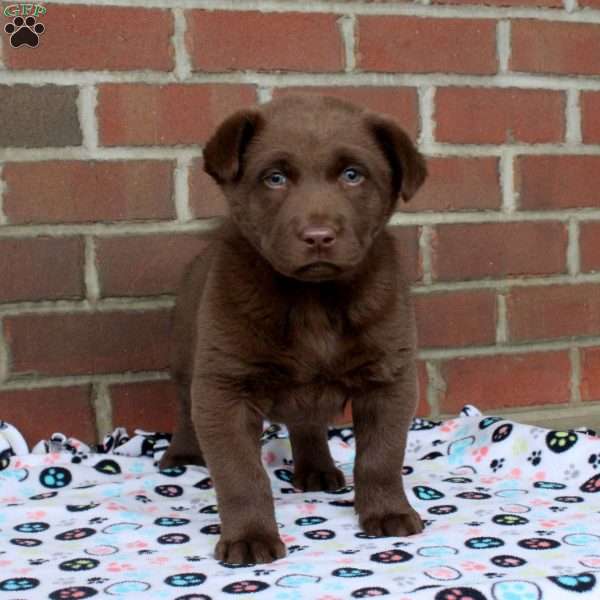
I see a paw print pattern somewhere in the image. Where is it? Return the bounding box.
[40,467,72,489]
[492,514,529,526]
[154,517,190,527]
[10,537,42,547]
[370,549,413,564]
[428,505,458,515]
[490,458,505,472]
[546,430,578,453]
[155,484,183,498]
[49,587,98,600]
[58,558,99,572]
[352,587,390,597]
[527,451,542,466]
[465,537,504,550]
[564,464,580,480]
[4,15,44,48]
[491,555,527,568]
[589,453,600,469]
[332,567,374,578]
[435,587,488,600]
[0,577,40,592]
[295,516,327,526]
[14,521,50,533]
[157,533,190,545]
[413,485,445,500]
[518,537,561,550]
[55,527,97,541]
[549,572,597,593]
[222,579,270,593]
[491,580,542,600]
[304,529,335,540]
[492,424,513,443]
[164,572,206,587]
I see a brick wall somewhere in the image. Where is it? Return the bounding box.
[1,1,599,444]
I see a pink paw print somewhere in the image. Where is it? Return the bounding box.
[471,447,489,462]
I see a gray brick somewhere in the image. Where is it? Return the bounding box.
[0,85,82,147]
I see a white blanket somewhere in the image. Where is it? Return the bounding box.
[1,405,600,599]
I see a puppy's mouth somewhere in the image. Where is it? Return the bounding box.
[293,261,343,281]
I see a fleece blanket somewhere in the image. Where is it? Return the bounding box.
[1,405,600,600]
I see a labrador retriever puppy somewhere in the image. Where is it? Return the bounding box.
[159,94,427,564]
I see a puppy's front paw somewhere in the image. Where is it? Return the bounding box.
[215,534,286,565]
[360,508,423,537]
[293,466,345,492]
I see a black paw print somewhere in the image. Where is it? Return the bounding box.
[4,16,44,48]
[528,450,542,466]
[588,453,600,469]
[490,458,505,472]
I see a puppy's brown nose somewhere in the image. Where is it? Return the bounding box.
[300,226,336,248]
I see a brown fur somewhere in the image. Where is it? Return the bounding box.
[160,95,428,564]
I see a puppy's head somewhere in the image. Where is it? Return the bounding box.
[204,95,426,282]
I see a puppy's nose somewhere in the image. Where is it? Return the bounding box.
[300,226,336,248]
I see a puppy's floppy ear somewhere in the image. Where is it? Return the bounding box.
[203,109,264,184]
[366,114,427,202]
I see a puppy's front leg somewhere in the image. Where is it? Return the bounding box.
[193,381,285,564]
[352,370,423,537]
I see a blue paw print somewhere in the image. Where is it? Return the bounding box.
[14,521,49,533]
[40,467,72,489]
[492,580,542,600]
[154,517,190,527]
[413,485,444,501]
[0,577,40,591]
[165,573,207,587]
[332,568,373,578]
[466,536,504,549]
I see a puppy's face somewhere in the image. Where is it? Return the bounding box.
[204,95,426,282]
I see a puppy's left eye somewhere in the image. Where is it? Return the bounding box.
[340,167,365,186]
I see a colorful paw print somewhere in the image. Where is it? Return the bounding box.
[154,517,190,527]
[332,568,373,578]
[164,572,206,587]
[546,431,578,453]
[492,514,529,526]
[492,580,542,600]
[222,580,270,593]
[465,536,504,550]
[14,521,50,533]
[304,529,335,540]
[40,467,72,489]
[0,577,40,592]
[413,485,444,501]
[518,537,561,550]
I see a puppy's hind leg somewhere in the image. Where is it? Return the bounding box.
[159,383,205,469]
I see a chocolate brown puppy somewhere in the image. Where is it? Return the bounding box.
[160,95,427,564]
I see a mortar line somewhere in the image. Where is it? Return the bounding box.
[566,88,583,145]
[174,156,193,222]
[84,236,101,302]
[417,85,435,150]
[257,86,273,103]
[570,347,582,403]
[500,148,516,213]
[92,382,114,441]
[419,225,434,285]
[0,165,7,225]
[0,370,170,391]
[0,319,8,384]
[77,85,99,151]
[496,20,511,74]
[567,218,580,277]
[27,0,600,22]
[425,361,444,417]
[6,70,600,91]
[339,14,357,73]
[564,0,578,13]
[495,292,509,344]
[173,7,193,81]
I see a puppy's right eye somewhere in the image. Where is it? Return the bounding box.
[263,171,287,189]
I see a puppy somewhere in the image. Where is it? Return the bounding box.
[160,94,427,564]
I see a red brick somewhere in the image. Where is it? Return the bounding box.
[4,6,173,71]
[389,226,421,283]
[0,237,84,302]
[0,386,96,445]
[581,222,600,274]
[410,157,501,212]
[272,87,419,139]
[581,0,600,7]
[414,291,497,348]
[582,347,600,402]
[440,351,570,413]
[435,87,565,144]
[96,234,208,297]
[3,161,174,224]
[189,159,229,218]
[508,285,600,342]
[110,381,178,432]
[97,84,257,146]
[516,155,600,210]
[581,93,600,143]
[186,11,343,73]
[357,17,497,75]
[5,311,171,377]
[511,21,600,76]
[431,222,567,281]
